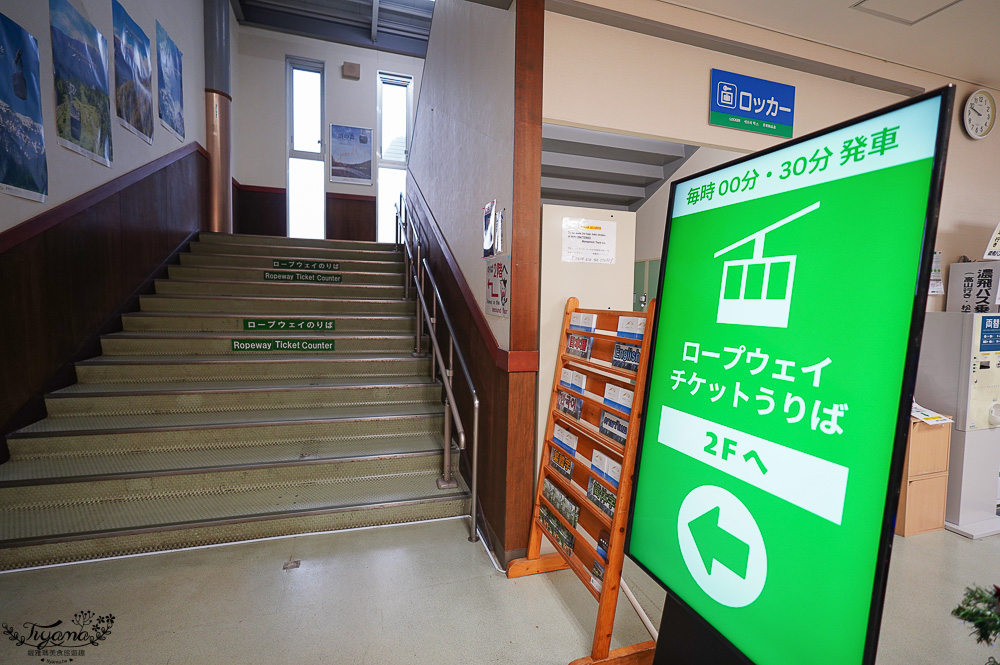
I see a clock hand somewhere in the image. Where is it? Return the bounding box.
[971,106,983,117]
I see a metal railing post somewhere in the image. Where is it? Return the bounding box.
[398,200,481,543]
[437,396,458,489]
[469,403,479,542]
[414,243,423,356]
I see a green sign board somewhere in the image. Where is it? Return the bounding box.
[242,318,336,331]
[263,270,342,283]
[231,339,335,352]
[272,259,340,270]
[627,88,954,665]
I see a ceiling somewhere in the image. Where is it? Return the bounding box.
[230,0,435,58]
[541,124,698,211]
[230,0,999,209]
[655,0,1000,91]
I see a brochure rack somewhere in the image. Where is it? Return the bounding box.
[508,297,656,665]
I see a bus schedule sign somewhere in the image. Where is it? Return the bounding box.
[627,88,954,665]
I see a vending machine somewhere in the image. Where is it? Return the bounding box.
[915,312,1000,538]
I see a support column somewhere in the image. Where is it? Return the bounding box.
[204,0,232,233]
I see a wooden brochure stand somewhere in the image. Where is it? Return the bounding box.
[508,297,656,665]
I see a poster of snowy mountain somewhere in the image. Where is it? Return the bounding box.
[50,0,113,165]
[155,21,183,140]
[0,12,48,201]
[113,0,153,143]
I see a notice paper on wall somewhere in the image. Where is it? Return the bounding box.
[984,219,1000,260]
[485,256,510,318]
[562,218,616,264]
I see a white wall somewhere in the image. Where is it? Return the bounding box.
[537,204,635,471]
[232,25,423,198]
[544,1,1000,311]
[0,0,207,234]
[407,0,516,348]
[634,147,742,262]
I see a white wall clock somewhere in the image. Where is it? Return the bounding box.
[963,89,996,140]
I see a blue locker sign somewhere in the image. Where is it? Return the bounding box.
[710,69,796,138]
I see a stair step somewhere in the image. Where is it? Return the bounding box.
[189,240,401,262]
[45,379,442,416]
[178,251,405,273]
[199,231,399,253]
[74,354,432,383]
[139,294,415,315]
[0,462,468,570]
[155,278,405,300]
[99,331,423,356]
[168,264,405,286]
[0,448,454,508]
[0,431,448,486]
[121,312,416,333]
[7,406,444,457]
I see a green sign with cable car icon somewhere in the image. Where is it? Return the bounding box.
[626,87,955,665]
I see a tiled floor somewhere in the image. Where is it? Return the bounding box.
[0,519,996,664]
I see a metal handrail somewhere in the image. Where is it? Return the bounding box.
[396,200,481,543]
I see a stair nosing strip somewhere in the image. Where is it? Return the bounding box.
[46,382,440,399]
[139,293,413,303]
[158,277,403,289]
[179,251,405,266]
[7,411,444,439]
[75,355,427,366]
[123,312,415,321]
[190,241,401,255]
[0,449,447,488]
[0,493,470,550]
[105,332,421,340]
[170,265,404,277]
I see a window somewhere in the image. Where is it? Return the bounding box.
[376,72,412,242]
[286,57,325,239]
[377,72,412,166]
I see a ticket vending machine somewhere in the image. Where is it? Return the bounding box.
[915,312,1000,538]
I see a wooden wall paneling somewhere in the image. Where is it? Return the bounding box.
[326,193,376,241]
[505,370,537,553]
[510,0,544,352]
[0,234,51,461]
[119,168,163,290]
[232,183,287,237]
[0,147,210,461]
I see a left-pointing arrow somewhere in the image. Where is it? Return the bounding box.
[688,506,751,579]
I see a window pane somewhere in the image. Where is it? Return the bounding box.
[381,81,407,162]
[292,68,321,153]
[288,158,325,239]
[377,167,406,243]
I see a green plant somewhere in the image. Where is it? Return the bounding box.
[952,584,1000,646]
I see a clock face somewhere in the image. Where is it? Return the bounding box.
[964,89,996,139]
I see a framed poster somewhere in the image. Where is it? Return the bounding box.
[626,87,954,665]
[156,21,183,140]
[50,0,113,165]
[0,12,48,201]
[112,0,153,143]
[329,124,372,185]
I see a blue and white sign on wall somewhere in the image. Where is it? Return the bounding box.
[710,69,796,138]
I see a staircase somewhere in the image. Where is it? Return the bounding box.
[0,232,470,570]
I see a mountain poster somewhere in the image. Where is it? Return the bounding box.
[155,21,183,140]
[50,0,113,165]
[113,0,153,143]
[0,12,48,202]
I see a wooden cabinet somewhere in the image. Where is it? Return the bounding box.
[896,417,952,536]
